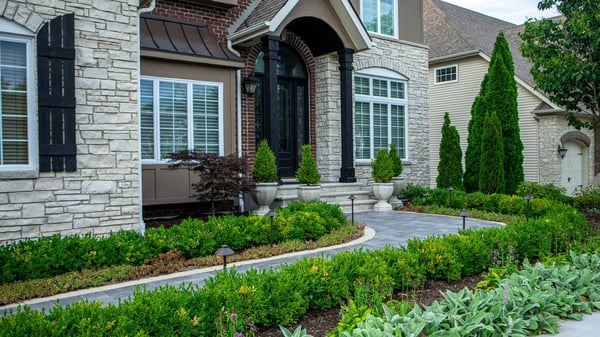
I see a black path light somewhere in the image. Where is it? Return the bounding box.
[215,244,234,271]
[525,195,533,222]
[448,187,455,208]
[268,211,277,246]
[348,194,355,224]
[460,209,468,230]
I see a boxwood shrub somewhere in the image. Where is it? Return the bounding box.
[0,195,595,336]
[0,201,346,285]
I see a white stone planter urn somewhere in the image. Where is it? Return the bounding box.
[297,185,321,203]
[252,182,278,216]
[390,176,407,208]
[372,182,394,211]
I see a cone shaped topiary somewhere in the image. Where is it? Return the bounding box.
[252,139,278,182]
[388,143,403,177]
[371,148,394,183]
[295,144,321,185]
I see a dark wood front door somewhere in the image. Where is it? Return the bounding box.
[276,79,306,177]
[254,44,308,178]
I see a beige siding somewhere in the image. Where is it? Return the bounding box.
[429,56,545,189]
[516,85,543,183]
[428,57,489,188]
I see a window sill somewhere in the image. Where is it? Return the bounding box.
[0,169,38,179]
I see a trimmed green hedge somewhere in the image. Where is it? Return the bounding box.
[0,201,345,285]
[1,195,595,336]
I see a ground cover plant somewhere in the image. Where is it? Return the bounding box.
[1,190,596,337]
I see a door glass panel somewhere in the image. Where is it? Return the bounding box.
[296,84,305,160]
[277,82,291,153]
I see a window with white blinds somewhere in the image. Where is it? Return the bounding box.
[354,73,407,161]
[140,77,223,162]
[0,36,34,170]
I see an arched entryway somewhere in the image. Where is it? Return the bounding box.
[254,44,309,178]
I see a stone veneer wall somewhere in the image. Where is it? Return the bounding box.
[537,114,597,188]
[314,54,342,183]
[0,0,140,244]
[352,37,429,186]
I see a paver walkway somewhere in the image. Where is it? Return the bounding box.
[1,211,598,336]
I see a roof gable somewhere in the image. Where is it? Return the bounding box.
[230,0,371,52]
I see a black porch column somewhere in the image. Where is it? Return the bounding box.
[262,35,280,161]
[338,48,356,183]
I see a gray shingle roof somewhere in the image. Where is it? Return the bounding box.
[424,0,515,60]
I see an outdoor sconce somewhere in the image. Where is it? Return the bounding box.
[460,210,468,230]
[215,244,234,271]
[268,211,277,246]
[243,75,260,95]
[558,144,568,159]
[348,194,355,224]
[524,195,533,222]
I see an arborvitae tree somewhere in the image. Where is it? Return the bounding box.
[437,112,463,190]
[485,32,523,194]
[463,75,488,193]
[479,111,505,194]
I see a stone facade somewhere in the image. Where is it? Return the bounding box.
[537,114,597,190]
[0,0,140,244]
[352,37,430,187]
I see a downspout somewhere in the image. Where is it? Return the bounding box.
[236,68,245,213]
[137,0,156,235]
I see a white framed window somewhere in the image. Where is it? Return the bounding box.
[361,0,398,37]
[140,77,224,163]
[354,69,407,161]
[434,65,458,84]
[0,23,35,172]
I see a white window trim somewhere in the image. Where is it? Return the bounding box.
[434,64,458,84]
[360,0,399,39]
[354,69,408,163]
[141,76,224,164]
[0,28,36,173]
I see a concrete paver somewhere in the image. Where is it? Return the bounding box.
[1,211,598,336]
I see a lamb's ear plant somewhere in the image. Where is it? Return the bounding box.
[279,325,313,337]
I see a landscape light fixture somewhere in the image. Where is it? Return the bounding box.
[215,244,234,271]
[243,75,260,95]
[460,210,468,231]
[558,144,568,159]
[348,194,355,224]
[268,211,277,246]
[448,187,454,207]
[525,195,533,222]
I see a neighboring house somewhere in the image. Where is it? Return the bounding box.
[0,0,429,243]
[424,0,595,195]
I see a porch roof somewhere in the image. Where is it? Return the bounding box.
[140,14,244,68]
[230,0,372,55]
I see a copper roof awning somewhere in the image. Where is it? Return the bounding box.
[140,14,243,68]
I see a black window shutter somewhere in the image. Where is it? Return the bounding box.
[37,13,76,172]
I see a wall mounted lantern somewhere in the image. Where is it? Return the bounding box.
[243,75,260,95]
[558,144,568,159]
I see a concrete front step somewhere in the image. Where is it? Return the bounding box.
[274,182,378,212]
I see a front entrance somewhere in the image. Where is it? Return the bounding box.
[561,141,587,195]
[255,44,309,178]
